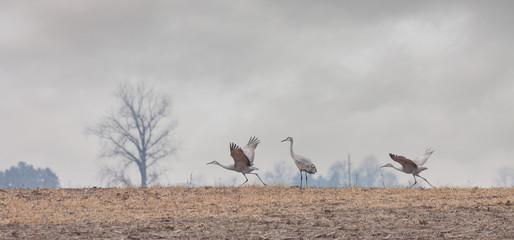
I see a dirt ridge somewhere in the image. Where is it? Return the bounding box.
[1,186,512,239]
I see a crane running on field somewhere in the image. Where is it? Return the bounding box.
[207,136,266,187]
[281,137,317,188]
[381,148,435,188]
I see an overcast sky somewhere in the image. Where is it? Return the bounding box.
[1,1,513,187]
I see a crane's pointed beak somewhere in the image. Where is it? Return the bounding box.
[206,161,215,165]
[281,139,287,142]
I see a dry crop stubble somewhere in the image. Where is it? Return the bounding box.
[0,186,512,239]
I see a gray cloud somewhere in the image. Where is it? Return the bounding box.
[1,1,513,187]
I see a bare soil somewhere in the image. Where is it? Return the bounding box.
[0,186,512,239]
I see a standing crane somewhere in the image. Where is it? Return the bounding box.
[281,137,317,188]
[381,148,435,188]
[207,136,266,187]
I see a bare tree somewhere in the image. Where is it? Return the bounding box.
[87,82,176,187]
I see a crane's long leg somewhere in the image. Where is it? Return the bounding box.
[409,176,418,188]
[305,173,309,188]
[248,173,267,186]
[239,173,249,187]
[417,175,435,188]
[300,171,303,188]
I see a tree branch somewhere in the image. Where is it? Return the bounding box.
[87,81,176,187]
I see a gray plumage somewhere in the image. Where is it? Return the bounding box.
[207,136,266,187]
[281,136,317,188]
[382,148,435,188]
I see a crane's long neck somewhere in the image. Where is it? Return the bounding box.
[391,165,403,172]
[214,161,234,171]
[289,140,295,159]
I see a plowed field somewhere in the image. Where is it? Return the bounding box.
[0,186,512,239]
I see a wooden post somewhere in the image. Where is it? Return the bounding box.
[348,154,351,187]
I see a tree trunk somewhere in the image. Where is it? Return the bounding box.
[138,163,147,187]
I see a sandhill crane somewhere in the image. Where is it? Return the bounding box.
[281,137,317,188]
[381,148,435,188]
[207,136,266,187]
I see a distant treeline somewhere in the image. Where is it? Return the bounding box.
[0,162,59,188]
[265,155,401,187]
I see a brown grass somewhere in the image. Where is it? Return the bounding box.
[1,186,513,239]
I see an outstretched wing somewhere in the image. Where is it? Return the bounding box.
[242,136,260,165]
[413,148,434,166]
[230,143,251,169]
[389,153,417,170]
